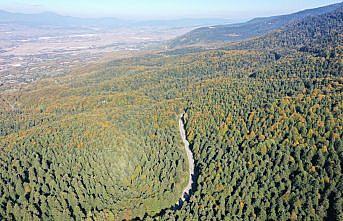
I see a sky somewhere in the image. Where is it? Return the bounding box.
[0,0,341,20]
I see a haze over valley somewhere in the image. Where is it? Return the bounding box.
[0,11,233,90]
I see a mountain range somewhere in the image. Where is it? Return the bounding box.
[0,10,234,28]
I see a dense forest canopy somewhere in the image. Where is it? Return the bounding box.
[0,4,342,221]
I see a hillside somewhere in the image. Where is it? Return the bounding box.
[0,4,342,221]
[169,2,342,48]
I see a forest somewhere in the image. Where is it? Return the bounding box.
[0,5,342,221]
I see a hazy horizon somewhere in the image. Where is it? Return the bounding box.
[0,0,341,20]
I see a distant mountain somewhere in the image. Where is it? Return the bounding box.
[169,2,343,48]
[0,10,126,28]
[135,18,235,28]
[0,10,234,29]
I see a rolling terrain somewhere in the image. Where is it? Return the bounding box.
[0,3,342,221]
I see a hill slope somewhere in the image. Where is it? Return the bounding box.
[169,2,342,48]
[0,4,342,221]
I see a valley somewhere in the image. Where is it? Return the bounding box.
[0,24,193,90]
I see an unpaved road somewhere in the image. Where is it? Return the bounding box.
[179,113,194,201]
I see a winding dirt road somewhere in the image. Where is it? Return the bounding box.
[179,113,194,201]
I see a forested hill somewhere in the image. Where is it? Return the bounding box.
[169,2,342,48]
[230,6,343,79]
[0,2,342,221]
[233,6,343,56]
[155,7,342,220]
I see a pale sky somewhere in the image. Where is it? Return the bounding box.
[0,0,341,20]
